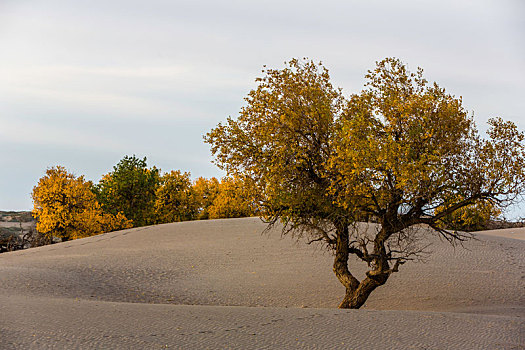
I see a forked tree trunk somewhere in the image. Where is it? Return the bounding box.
[338,273,389,309]
[332,223,391,309]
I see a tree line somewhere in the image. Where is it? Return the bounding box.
[12,57,525,310]
[31,155,256,242]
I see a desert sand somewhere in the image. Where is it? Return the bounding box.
[0,217,523,349]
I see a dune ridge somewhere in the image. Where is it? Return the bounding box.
[1,218,523,349]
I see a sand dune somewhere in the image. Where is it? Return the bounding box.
[1,218,524,349]
[474,226,525,241]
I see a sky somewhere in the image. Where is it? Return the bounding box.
[1,0,524,217]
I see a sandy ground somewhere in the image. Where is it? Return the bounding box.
[475,226,525,241]
[0,217,524,349]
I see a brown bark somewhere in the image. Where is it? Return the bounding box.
[333,224,392,309]
[332,223,359,294]
[338,272,390,309]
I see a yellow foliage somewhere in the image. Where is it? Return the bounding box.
[192,177,220,220]
[208,176,256,219]
[154,170,196,223]
[155,173,256,222]
[436,199,501,232]
[205,57,525,309]
[32,166,132,241]
[206,57,525,235]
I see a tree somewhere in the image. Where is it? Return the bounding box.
[155,170,197,223]
[192,177,220,220]
[0,223,51,253]
[95,155,160,227]
[437,199,502,232]
[206,58,525,309]
[208,176,256,219]
[32,166,132,241]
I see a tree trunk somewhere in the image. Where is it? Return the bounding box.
[332,222,359,307]
[338,273,389,309]
[333,223,392,309]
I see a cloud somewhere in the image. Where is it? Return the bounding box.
[0,118,126,152]
[0,0,523,215]
[0,63,253,125]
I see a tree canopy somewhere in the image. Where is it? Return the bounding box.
[192,177,220,220]
[208,176,256,219]
[94,156,160,227]
[155,170,197,223]
[26,155,261,248]
[32,166,132,241]
[206,57,525,308]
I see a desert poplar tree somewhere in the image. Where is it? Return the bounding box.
[155,170,197,223]
[95,155,160,227]
[32,166,132,241]
[208,176,256,219]
[206,58,525,308]
[192,177,220,220]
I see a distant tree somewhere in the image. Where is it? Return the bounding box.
[208,176,256,219]
[155,170,197,223]
[438,199,502,232]
[95,156,160,227]
[192,177,220,220]
[0,225,53,253]
[206,58,525,308]
[0,227,26,253]
[32,166,132,241]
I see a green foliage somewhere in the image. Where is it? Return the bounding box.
[25,153,265,250]
[95,155,160,227]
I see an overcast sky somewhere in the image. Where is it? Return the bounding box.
[1,0,524,217]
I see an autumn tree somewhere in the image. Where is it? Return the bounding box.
[206,58,525,309]
[32,166,132,241]
[437,199,502,232]
[208,176,256,219]
[95,155,160,227]
[192,177,220,220]
[155,170,197,223]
